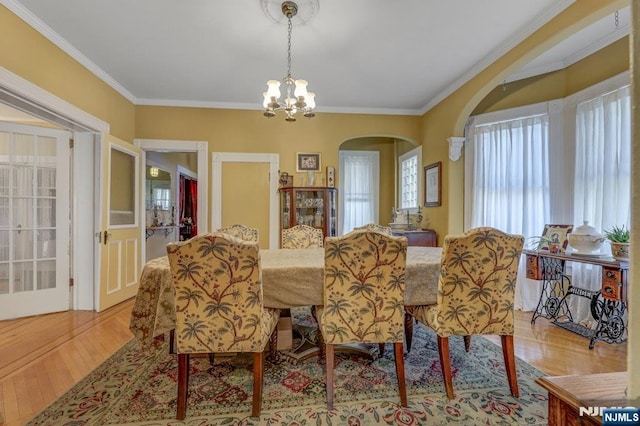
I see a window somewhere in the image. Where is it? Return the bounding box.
[152,187,171,211]
[338,150,379,234]
[573,85,631,230]
[465,104,555,239]
[465,101,560,313]
[465,74,631,318]
[569,84,631,322]
[398,146,421,210]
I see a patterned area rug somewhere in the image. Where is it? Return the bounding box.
[27,309,548,425]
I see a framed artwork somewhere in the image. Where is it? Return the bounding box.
[424,161,441,207]
[296,152,321,172]
[539,224,574,252]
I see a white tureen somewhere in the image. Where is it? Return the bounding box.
[567,221,604,253]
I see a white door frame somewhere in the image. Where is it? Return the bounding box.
[211,152,279,249]
[0,66,109,311]
[134,139,208,258]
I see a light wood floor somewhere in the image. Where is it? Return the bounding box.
[0,299,627,426]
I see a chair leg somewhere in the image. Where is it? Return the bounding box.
[437,335,455,399]
[317,328,326,365]
[252,351,264,417]
[404,312,414,352]
[176,353,189,420]
[268,328,278,363]
[208,353,215,366]
[378,343,385,357]
[463,335,471,352]
[326,344,335,410]
[501,335,519,398]
[394,342,408,407]
[169,329,175,354]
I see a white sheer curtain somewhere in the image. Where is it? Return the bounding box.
[570,85,631,322]
[338,150,379,234]
[465,112,551,310]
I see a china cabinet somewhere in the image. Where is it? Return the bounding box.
[279,187,337,240]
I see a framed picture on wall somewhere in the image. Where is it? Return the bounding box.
[296,152,321,172]
[424,161,441,207]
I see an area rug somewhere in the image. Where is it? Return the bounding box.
[27,309,548,425]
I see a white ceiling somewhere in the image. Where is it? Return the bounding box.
[1,0,631,117]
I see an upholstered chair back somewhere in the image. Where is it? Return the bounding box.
[321,230,407,344]
[432,227,524,337]
[281,224,324,249]
[217,224,259,242]
[353,223,393,235]
[166,233,278,354]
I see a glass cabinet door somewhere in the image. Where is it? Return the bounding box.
[279,187,337,238]
[293,189,324,229]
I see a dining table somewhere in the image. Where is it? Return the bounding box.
[129,246,443,350]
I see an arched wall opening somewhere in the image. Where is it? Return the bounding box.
[338,135,419,227]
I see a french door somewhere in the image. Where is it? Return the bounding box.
[0,121,70,320]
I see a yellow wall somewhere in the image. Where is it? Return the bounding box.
[473,37,630,115]
[0,5,136,141]
[134,106,421,230]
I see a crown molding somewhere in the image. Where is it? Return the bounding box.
[419,0,575,114]
[1,0,137,104]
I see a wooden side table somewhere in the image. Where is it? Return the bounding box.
[536,372,628,426]
[391,229,436,247]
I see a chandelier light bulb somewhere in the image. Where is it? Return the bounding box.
[305,92,315,109]
[294,79,308,98]
[266,80,281,99]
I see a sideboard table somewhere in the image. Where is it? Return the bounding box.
[525,250,628,349]
[391,229,437,247]
[536,372,629,426]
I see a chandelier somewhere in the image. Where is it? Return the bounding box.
[262,1,315,121]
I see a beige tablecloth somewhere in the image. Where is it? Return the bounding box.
[130,246,442,349]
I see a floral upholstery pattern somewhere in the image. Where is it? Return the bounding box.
[281,224,324,249]
[318,231,408,344]
[405,227,524,337]
[166,233,279,354]
[404,227,524,399]
[217,224,259,243]
[353,223,393,235]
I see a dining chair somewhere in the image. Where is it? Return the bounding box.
[281,224,324,249]
[353,223,393,235]
[217,224,259,242]
[166,233,280,420]
[404,226,524,399]
[317,230,408,409]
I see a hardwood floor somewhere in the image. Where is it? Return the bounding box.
[0,301,627,426]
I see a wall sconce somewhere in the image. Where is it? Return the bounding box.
[149,167,159,177]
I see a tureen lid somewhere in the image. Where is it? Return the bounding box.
[572,220,601,236]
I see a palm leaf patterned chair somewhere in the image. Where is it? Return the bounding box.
[404,227,524,399]
[217,224,259,242]
[317,230,408,409]
[281,224,324,249]
[166,233,280,420]
[280,224,324,350]
[354,223,393,235]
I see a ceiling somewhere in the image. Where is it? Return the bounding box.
[1,0,631,117]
